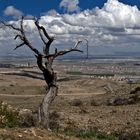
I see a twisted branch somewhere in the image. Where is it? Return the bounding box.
[45,40,83,59]
[1,17,43,56]
[34,20,54,55]
[0,20,21,31]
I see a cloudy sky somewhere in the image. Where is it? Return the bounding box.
[0,0,140,57]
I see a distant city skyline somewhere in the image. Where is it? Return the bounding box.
[1,0,140,57]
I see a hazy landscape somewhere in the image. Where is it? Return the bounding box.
[0,57,140,139]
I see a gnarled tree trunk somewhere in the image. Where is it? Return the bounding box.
[37,56,58,128]
[38,86,58,128]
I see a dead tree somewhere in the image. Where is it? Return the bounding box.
[1,17,83,129]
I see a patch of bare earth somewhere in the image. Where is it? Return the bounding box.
[0,128,80,140]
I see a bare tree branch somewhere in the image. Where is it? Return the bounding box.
[45,40,83,59]
[54,40,83,57]
[34,20,52,41]
[0,20,21,31]
[34,20,54,55]
[14,34,23,40]
[35,54,46,71]
[1,17,43,56]
[74,40,83,48]
[14,42,25,50]
[35,20,47,45]
[55,48,83,57]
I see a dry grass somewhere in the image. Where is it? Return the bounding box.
[0,67,140,139]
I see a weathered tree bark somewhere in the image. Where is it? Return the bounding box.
[38,86,58,128]
[37,58,58,128]
[1,17,84,129]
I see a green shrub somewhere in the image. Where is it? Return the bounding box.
[0,101,20,128]
[63,129,118,140]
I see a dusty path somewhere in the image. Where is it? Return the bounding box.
[0,92,105,97]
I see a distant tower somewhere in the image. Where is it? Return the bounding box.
[87,43,89,59]
[27,62,30,67]
[85,39,89,59]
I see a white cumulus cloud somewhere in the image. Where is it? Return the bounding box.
[1,0,140,57]
[59,0,80,13]
[4,6,23,19]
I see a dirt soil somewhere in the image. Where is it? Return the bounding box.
[0,67,140,139]
[0,128,82,140]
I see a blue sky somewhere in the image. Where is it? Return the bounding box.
[1,0,140,57]
[0,0,106,21]
[0,0,140,19]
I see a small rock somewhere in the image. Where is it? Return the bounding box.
[18,134,23,138]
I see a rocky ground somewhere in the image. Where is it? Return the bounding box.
[0,67,140,139]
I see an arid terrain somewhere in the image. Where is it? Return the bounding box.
[0,59,140,140]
